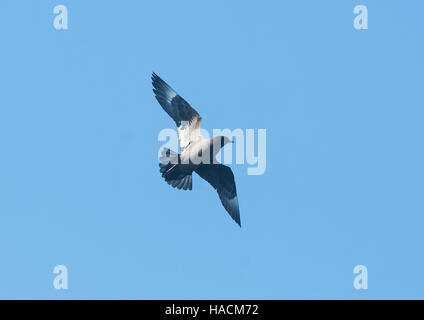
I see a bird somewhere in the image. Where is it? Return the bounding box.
[152,72,241,227]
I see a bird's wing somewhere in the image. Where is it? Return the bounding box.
[195,164,241,226]
[152,73,202,152]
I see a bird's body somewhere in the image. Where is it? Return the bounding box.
[178,136,224,165]
[152,73,241,226]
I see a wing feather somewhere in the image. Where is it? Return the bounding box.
[195,164,241,226]
[152,73,202,152]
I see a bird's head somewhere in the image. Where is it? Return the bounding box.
[210,136,234,159]
[219,136,234,148]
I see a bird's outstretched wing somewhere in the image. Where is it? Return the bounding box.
[152,73,202,152]
[195,164,241,226]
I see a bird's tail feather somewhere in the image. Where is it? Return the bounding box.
[159,148,192,191]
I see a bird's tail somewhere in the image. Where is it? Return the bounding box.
[159,148,192,190]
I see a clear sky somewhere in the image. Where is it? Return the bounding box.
[0,1,423,299]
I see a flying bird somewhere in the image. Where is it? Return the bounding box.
[152,72,241,226]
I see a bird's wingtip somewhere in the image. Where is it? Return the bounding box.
[151,72,166,87]
[233,215,241,227]
[237,217,241,227]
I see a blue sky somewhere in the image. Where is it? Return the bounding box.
[0,1,423,299]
